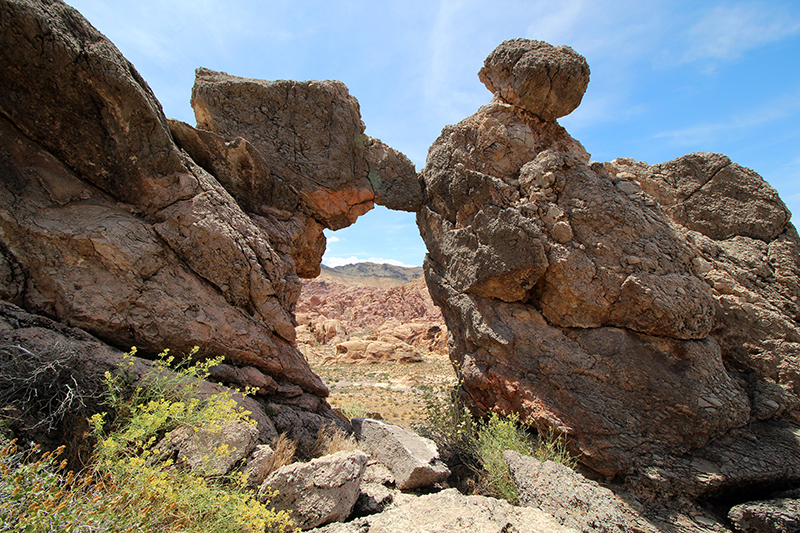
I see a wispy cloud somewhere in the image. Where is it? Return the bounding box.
[326,235,340,244]
[654,90,800,146]
[681,3,800,64]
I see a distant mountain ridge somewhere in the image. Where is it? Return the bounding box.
[319,262,423,288]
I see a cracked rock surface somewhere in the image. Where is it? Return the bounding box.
[418,38,800,493]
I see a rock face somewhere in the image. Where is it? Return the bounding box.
[417,37,800,494]
[728,496,800,533]
[0,0,420,446]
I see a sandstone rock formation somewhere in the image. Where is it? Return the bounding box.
[328,338,423,365]
[0,0,421,449]
[296,274,447,362]
[417,37,800,496]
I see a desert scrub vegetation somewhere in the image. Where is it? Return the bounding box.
[416,383,575,503]
[0,347,297,533]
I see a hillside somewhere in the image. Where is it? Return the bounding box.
[318,262,424,288]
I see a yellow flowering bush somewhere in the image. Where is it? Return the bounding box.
[0,347,297,533]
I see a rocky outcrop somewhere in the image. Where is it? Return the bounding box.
[296,275,447,362]
[728,496,800,533]
[417,37,800,496]
[296,276,447,359]
[297,277,443,333]
[328,338,423,365]
[0,0,423,446]
[505,451,631,533]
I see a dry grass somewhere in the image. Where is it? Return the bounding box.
[312,425,359,456]
[269,432,296,471]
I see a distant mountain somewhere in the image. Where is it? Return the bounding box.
[319,262,423,288]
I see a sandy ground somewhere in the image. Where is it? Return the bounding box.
[307,346,456,428]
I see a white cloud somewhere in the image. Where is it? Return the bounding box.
[681,4,800,64]
[366,257,419,268]
[322,256,361,267]
[326,235,340,243]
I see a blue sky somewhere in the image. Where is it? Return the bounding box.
[66,0,800,268]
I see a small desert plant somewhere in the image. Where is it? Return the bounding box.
[533,426,577,468]
[416,382,576,502]
[0,343,100,434]
[339,400,368,420]
[0,347,298,533]
[475,412,533,503]
[415,383,479,465]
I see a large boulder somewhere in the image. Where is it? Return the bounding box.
[505,451,632,533]
[417,37,800,495]
[0,0,321,398]
[478,38,590,121]
[352,418,450,490]
[259,450,369,530]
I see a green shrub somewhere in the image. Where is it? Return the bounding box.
[475,412,533,503]
[415,383,478,462]
[416,383,576,503]
[0,347,297,533]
